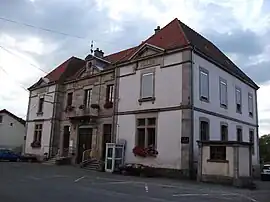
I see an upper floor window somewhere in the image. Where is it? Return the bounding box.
[200,119,209,140]
[220,124,228,141]
[248,93,254,117]
[106,84,114,103]
[219,78,227,108]
[199,67,209,102]
[141,72,154,98]
[84,89,92,108]
[249,129,255,155]
[236,127,243,142]
[136,117,157,148]
[67,92,73,107]
[0,115,2,123]
[37,97,44,113]
[235,87,242,113]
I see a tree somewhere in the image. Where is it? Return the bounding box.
[259,134,270,163]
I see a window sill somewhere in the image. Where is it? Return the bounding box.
[220,104,227,109]
[207,159,228,163]
[200,96,209,103]
[36,112,43,116]
[138,97,155,104]
[31,142,41,148]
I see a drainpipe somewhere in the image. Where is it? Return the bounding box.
[111,63,118,143]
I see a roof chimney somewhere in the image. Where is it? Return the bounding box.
[94,48,104,58]
[154,26,160,34]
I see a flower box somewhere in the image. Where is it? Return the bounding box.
[132,146,158,158]
[91,103,100,109]
[104,101,113,109]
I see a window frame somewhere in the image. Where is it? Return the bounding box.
[220,122,228,141]
[135,117,157,148]
[67,92,73,107]
[219,77,228,109]
[248,93,254,117]
[249,129,255,155]
[199,67,209,102]
[236,126,243,142]
[140,69,155,99]
[33,123,43,143]
[209,146,227,161]
[0,115,2,123]
[199,117,210,141]
[37,97,44,113]
[84,88,92,108]
[235,87,242,113]
[106,84,114,103]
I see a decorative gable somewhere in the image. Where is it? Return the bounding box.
[129,43,164,61]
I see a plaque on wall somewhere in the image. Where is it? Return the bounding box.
[181,137,189,144]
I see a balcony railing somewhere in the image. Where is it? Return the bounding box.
[66,105,99,119]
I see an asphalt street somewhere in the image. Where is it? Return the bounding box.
[0,162,269,202]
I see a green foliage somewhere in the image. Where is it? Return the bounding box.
[259,134,270,163]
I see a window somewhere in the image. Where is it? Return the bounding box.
[237,127,242,142]
[38,97,44,113]
[249,130,254,155]
[34,124,43,143]
[235,87,242,113]
[67,92,73,107]
[106,84,114,103]
[210,146,226,161]
[84,89,92,108]
[199,67,209,102]
[200,120,209,140]
[248,93,253,117]
[141,72,154,98]
[219,78,227,108]
[221,124,228,141]
[0,115,2,123]
[136,117,156,148]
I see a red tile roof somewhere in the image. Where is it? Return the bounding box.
[104,47,137,63]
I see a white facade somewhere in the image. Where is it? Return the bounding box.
[117,51,184,169]
[25,85,56,155]
[0,111,25,149]
[193,53,259,165]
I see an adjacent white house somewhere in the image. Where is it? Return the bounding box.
[115,18,259,177]
[0,109,25,151]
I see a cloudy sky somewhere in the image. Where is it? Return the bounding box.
[0,0,269,135]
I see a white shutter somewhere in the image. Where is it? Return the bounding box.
[220,80,227,106]
[236,88,241,104]
[200,70,209,99]
[142,73,153,98]
[248,94,253,113]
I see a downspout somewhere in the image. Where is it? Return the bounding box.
[111,63,118,143]
[255,89,260,165]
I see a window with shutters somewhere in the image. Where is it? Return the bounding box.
[235,87,242,113]
[199,67,209,102]
[236,127,243,142]
[84,89,92,108]
[221,124,228,141]
[249,129,255,155]
[106,84,114,103]
[141,72,154,99]
[200,119,209,141]
[248,93,253,117]
[219,78,227,108]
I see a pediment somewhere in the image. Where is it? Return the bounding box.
[129,43,164,60]
[76,65,100,79]
[29,77,49,90]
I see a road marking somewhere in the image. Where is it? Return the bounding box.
[74,176,85,183]
[173,193,210,197]
[104,181,136,185]
[145,183,149,192]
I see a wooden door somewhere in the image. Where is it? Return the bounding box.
[77,128,92,163]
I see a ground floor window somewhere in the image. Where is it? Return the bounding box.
[200,119,209,141]
[210,146,226,161]
[221,124,228,141]
[31,124,43,147]
[136,117,156,148]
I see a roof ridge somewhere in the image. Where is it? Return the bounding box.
[0,109,26,125]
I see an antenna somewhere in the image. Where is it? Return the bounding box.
[90,40,94,55]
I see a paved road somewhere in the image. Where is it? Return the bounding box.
[0,162,269,202]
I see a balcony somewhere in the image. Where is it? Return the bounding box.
[66,105,99,120]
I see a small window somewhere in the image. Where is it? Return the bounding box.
[38,97,44,113]
[221,124,228,141]
[67,92,73,107]
[219,78,227,108]
[141,72,154,98]
[10,123,13,126]
[237,127,243,142]
[200,120,209,141]
[136,117,157,148]
[210,146,226,161]
[235,87,242,113]
[34,124,43,143]
[248,93,253,117]
[106,84,114,103]
[199,68,209,102]
[84,89,92,108]
[0,115,2,123]
[249,130,254,155]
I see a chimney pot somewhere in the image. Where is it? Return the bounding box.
[154,26,160,34]
[94,47,104,58]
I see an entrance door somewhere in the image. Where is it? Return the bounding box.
[77,128,92,163]
[102,124,112,161]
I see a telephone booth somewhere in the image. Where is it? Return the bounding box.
[105,142,125,172]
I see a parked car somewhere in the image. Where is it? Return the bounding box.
[0,149,38,162]
[261,164,270,181]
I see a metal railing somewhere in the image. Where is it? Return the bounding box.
[82,149,92,162]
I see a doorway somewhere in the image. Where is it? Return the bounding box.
[77,127,92,164]
[102,124,112,161]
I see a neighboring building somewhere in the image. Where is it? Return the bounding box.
[115,18,259,177]
[0,109,25,151]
